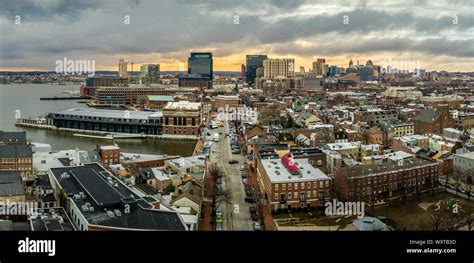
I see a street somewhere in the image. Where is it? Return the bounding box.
[209,121,253,231]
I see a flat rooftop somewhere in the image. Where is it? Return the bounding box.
[0,172,24,197]
[0,143,32,158]
[51,163,186,231]
[327,142,361,151]
[164,101,201,110]
[54,108,162,120]
[260,158,329,183]
[336,158,437,178]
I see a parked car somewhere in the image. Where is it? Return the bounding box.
[228,159,239,164]
[249,207,257,221]
[216,208,223,224]
[215,224,223,231]
[253,222,262,231]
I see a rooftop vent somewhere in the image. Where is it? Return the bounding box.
[107,210,115,218]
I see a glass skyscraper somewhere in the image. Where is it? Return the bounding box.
[188,52,213,80]
[246,55,268,85]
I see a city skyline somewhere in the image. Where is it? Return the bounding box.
[1,0,473,72]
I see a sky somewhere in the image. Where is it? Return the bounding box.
[0,0,473,72]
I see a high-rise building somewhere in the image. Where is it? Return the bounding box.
[312,58,328,76]
[118,59,128,78]
[329,65,339,77]
[188,52,213,80]
[246,55,268,85]
[359,66,374,81]
[349,59,353,67]
[240,64,246,81]
[263,58,295,79]
[141,64,160,84]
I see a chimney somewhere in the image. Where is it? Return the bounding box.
[152,201,160,210]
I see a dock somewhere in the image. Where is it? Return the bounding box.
[15,119,199,141]
[40,96,92,100]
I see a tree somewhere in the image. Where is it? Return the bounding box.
[258,105,280,126]
[59,189,68,208]
[163,184,175,195]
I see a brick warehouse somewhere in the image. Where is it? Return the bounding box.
[333,157,439,203]
[256,152,331,212]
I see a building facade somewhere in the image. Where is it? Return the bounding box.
[333,158,439,203]
[162,101,202,136]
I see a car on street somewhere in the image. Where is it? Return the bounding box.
[215,208,223,224]
[249,207,257,221]
[228,159,239,164]
[215,224,223,231]
[253,222,262,231]
[245,196,253,203]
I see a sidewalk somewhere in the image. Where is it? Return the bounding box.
[247,167,277,231]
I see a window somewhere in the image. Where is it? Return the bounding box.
[313,182,317,188]
[274,184,279,191]
[313,190,317,197]
[300,182,305,189]
[282,184,286,191]
[307,182,311,189]
[288,184,292,190]
[319,181,323,188]
[307,191,311,198]
[317,160,322,166]
[192,117,196,126]
[294,183,298,190]
[183,118,187,126]
[275,193,278,200]
[294,192,298,199]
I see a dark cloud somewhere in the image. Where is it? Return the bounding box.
[0,0,472,70]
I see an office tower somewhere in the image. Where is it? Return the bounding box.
[188,52,213,80]
[118,59,128,78]
[322,64,329,76]
[141,64,160,84]
[241,64,246,81]
[359,66,373,81]
[263,58,295,79]
[329,66,338,77]
[312,58,328,76]
[246,55,268,85]
[256,67,264,78]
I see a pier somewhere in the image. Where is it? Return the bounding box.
[40,96,92,100]
[15,118,199,141]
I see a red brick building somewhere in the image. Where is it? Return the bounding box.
[98,145,120,166]
[412,104,455,134]
[333,158,439,203]
[256,152,331,212]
